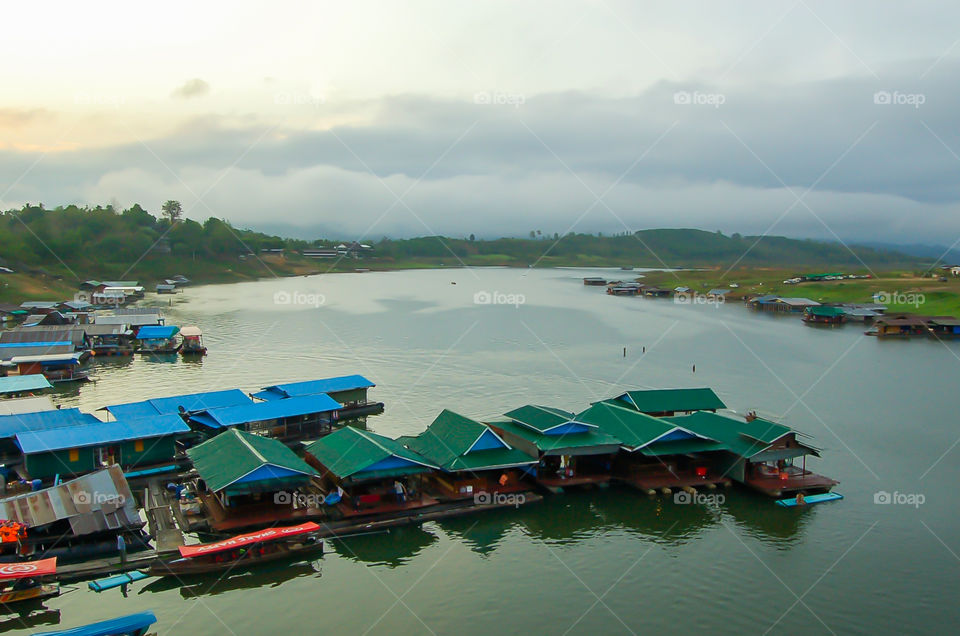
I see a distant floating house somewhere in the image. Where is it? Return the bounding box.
[583,277,607,286]
[803,305,846,324]
[927,316,960,338]
[604,388,726,417]
[400,409,537,501]
[489,405,621,491]
[302,249,338,259]
[705,288,731,301]
[305,426,438,517]
[868,314,931,338]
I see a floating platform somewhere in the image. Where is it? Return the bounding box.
[775,492,844,507]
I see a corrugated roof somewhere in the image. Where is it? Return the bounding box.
[0,408,101,438]
[806,306,845,316]
[663,411,808,459]
[305,426,437,480]
[490,420,622,454]
[402,409,535,472]
[136,325,179,340]
[105,389,254,419]
[16,414,190,454]
[189,394,342,429]
[188,428,317,493]
[2,329,86,345]
[502,405,594,433]
[575,402,690,450]
[612,388,726,414]
[95,315,162,326]
[252,374,375,401]
[0,374,52,395]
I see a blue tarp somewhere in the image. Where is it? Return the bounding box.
[105,389,254,419]
[252,374,374,401]
[0,374,52,395]
[32,611,157,636]
[16,413,191,454]
[190,394,342,428]
[136,325,179,340]
[0,408,100,438]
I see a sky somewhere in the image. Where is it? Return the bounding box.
[2,0,959,245]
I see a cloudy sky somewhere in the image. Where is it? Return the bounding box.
[2,0,959,244]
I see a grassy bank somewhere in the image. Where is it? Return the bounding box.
[636,268,960,315]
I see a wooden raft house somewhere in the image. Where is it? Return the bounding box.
[398,409,537,501]
[489,405,621,492]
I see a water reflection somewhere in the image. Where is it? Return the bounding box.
[139,561,321,598]
[0,608,60,632]
[722,492,814,547]
[331,526,438,568]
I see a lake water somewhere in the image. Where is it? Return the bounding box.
[7,267,959,635]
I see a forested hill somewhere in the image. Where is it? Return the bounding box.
[0,204,915,296]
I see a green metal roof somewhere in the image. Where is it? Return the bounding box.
[575,402,680,449]
[662,411,809,459]
[806,306,846,316]
[490,420,622,455]
[187,428,317,493]
[502,405,594,433]
[612,388,726,414]
[305,426,437,480]
[637,438,727,456]
[403,409,536,472]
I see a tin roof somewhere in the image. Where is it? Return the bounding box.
[189,394,342,429]
[0,374,52,395]
[610,388,726,414]
[305,426,436,481]
[501,405,595,434]
[105,389,254,419]
[252,374,375,401]
[401,409,535,472]
[0,407,101,438]
[16,414,190,454]
[188,428,317,493]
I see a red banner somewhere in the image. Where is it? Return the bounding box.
[0,557,57,579]
[179,522,321,558]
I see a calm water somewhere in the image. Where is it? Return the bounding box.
[7,267,959,635]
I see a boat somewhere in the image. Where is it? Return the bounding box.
[148,521,324,577]
[135,325,181,354]
[179,326,207,356]
[32,611,157,636]
[0,557,59,608]
[775,492,844,507]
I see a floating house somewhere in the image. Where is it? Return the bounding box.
[156,284,177,294]
[642,287,672,298]
[4,353,91,383]
[867,314,930,337]
[14,414,190,480]
[583,277,607,286]
[104,389,254,420]
[664,411,837,497]
[188,428,320,531]
[927,317,960,339]
[489,405,621,491]
[304,426,439,517]
[607,283,643,296]
[252,375,383,418]
[84,324,135,356]
[0,408,100,464]
[0,328,89,361]
[188,394,343,441]
[803,306,846,324]
[135,325,180,354]
[747,295,820,313]
[0,374,52,398]
[574,401,730,492]
[95,313,164,328]
[605,388,726,417]
[400,410,537,500]
[706,288,731,301]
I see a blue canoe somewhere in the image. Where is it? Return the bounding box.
[87,570,150,592]
[32,611,156,636]
[776,492,844,507]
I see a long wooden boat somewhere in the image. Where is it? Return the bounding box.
[148,522,323,577]
[0,557,59,608]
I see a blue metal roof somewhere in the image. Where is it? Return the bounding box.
[0,340,74,349]
[16,413,191,454]
[136,325,179,340]
[32,611,157,636]
[190,394,343,428]
[105,389,254,419]
[252,375,374,401]
[0,408,101,438]
[0,374,52,395]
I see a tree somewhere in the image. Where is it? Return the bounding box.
[162,200,183,224]
[529,231,536,239]
[469,233,475,242]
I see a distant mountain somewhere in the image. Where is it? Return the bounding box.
[853,241,960,265]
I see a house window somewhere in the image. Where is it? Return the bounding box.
[69,448,79,462]
[134,439,145,452]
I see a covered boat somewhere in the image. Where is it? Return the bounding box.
[135,325,180,354]
[0,557,59,607]
[149,521,323,576]
[179,325,206,356]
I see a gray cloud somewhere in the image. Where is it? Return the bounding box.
[3,58,960,245]
[171,78,210,99]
